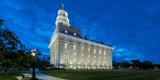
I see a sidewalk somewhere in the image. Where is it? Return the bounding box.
[35,72,67,80]
[29,69,67,80]
[16,69,67,80]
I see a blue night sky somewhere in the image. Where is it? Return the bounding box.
[0,0,160,64]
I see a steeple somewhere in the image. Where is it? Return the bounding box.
[62,3,64,10]
[55,4,70,27]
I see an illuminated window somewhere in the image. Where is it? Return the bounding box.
[104,51,106,55]
[104,62,106,65]
[88,67,91,69]
[108,63,111,66]
[88,60,90,64]
[94,61,96,65]
[104,57,106,59]
[73,53,76,56]
[65,52,68,55]
[99,57,101,59]
[73,59,76,64]
[94,49,96,54]
[81,47,84,52]
[64,43,67,49]
[94,56,96,58]
[99,50,101,55]
[81,54,84,57]
[74,33,76,36]
[99,61,101,65]
[81,60,83,64]
[65,30,68,33]
[88,55,90,58]
[64,59,68,64]
[73,45,76,50]
[88,48,90,53]
[73,67,76,69]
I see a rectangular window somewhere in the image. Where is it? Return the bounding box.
[104,51,106,55]
[94,49,96,54]
[73,45,76,50]
[74,33,76,36]
[88,48,90,53]
[81,47,84,52]
[65,30,68,33]
[64,43,67,49]
[99,61,101,65]
[99,50,101,55]
[104,57,106,59]
[65,59,68,64]
[65,52,68,55]
[73,53,76,56]
[94,61,96,65]
[94,56,96,58]
[88,60,90,64]
[99,57,101,59]
[81,59,83,64]
[104,62,106,65]
[73,59,76,64]
[81,54,84,57]
[88,55,90,58]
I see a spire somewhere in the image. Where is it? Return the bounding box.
[62,3,64,10]
[55,3,70,27]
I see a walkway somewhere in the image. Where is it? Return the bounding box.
[35,72,67,80]
[16,69,67,80]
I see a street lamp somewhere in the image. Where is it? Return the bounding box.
[30,52,38,80]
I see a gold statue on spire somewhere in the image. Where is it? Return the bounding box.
[62,3,64,10]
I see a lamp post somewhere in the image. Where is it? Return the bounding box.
[30,52,38,80]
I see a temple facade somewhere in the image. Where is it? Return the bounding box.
[48,5,114,70]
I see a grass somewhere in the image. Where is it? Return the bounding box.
[43,70,160,80]
[0,73,21,80]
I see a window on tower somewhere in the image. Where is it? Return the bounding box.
[65,30,68,33]
[74,33,76,36]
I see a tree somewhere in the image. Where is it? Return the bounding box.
[142,61,153,70]
[0,19,25,75]
[131,60,141,69]
[120,62,130,68]
[112,62,119,69]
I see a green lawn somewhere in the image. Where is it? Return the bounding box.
[43,71,160,80]
[0,73,21,80]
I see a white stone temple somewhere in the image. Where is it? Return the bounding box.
[48,4,114,70]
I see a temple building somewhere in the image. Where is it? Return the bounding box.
[48,4,114,70]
